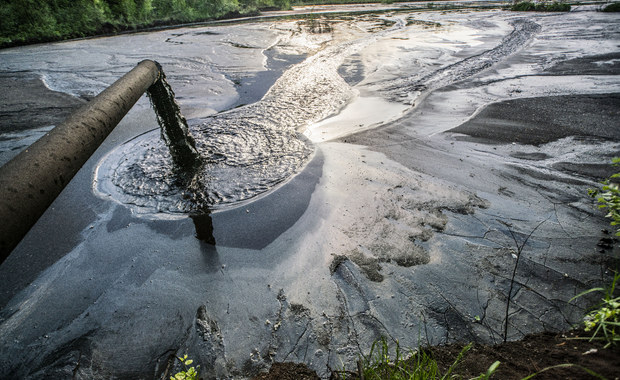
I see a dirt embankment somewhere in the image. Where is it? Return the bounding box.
[254,329,620,379]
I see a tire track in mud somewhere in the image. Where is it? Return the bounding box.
[385,19,542,104]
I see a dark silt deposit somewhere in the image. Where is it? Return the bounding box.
[450,93,620,146]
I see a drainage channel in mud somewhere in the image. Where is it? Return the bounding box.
[383,18,541,104]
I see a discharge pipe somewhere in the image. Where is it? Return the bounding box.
[0,60,163,262]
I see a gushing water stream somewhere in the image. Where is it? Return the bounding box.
[146,63,202,174]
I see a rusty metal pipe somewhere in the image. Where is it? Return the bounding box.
[0,60,161,262]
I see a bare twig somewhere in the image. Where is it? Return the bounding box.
[501,219,546,342]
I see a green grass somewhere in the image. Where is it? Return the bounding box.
[334,336,611,380]
[333,337,500,380]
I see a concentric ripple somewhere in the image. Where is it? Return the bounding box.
[96,116,314,214]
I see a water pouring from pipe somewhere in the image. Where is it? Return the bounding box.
[147,62,203,175]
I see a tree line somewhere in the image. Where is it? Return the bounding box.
[0,0,291,47]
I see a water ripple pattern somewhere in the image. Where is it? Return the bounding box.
[96,16,407,215]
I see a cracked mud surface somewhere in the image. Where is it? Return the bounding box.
[0,4,619,379]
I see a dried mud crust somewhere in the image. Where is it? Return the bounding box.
[254,329,620,380]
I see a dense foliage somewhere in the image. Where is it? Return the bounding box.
[590,158,620,236]
[574,158,620,348]
[602,2,620,11]
[511,1,571,11]
[0,0,290,47]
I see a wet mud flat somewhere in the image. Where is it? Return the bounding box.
[0,73,85,166]
[0,5,619,379]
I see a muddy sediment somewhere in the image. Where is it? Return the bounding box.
[450,93,620,147]
[0,73,85,133]
[0,6,619,379]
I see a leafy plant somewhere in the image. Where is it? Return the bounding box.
[171,354,200,380]
[333,337,500,380]
[510,1,571,11]
[602,2,620,12]
[520,363,607,379]
[589,157,620,236]
[569,158,620,348]
[571,271,620,348]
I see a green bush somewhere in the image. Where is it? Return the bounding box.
[542,1,571,11]
[589,158,620,236]
[0,0,61,44]
[571,272,620,348]
[511,1,536,10]
[572,158,620,348]
[511,1,571,11]
[603,2,620,12]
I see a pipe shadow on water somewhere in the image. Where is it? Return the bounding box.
[192,212,222,273]
[198,241,221,273]
[205,149,323,250]
[191,212,216,246]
